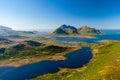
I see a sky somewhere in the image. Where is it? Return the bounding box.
[0,0,120,31]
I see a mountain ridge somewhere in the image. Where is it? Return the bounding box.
[0,25,12,31]
[52,24,101,35]
[53,24,78,35]
[0,25,38,37]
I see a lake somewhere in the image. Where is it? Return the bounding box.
[0,47,92,80]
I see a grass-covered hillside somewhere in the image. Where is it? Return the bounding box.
[32,41,120,80]
[0,40,71,67]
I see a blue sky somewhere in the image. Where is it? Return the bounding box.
[0,0,120,31]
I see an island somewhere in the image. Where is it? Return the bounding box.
[51,24,101,38]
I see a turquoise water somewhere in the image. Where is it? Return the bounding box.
[49,30,120,44]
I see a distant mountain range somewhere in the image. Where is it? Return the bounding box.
[0,26,12,31]
[0,25,38,37]
[52,24,101,35]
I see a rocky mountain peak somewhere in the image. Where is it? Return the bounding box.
[52,24,101,35]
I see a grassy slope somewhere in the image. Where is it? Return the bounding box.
[0,38,82,67]
[32,42,120,80]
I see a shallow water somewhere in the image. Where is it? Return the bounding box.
[49,30,120,44]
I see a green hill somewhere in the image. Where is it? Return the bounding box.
[0,40,68,60]
[32,41,120,80]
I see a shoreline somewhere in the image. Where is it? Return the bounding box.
[49,35,95,39]
[0,46,81,67]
